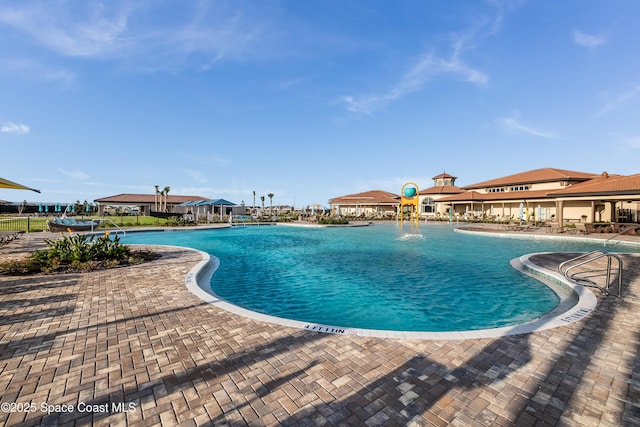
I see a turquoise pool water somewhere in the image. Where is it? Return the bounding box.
[123,223,625,332]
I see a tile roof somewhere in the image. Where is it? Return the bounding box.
[329,190,400,205]
[549,172,640,196]
[439,191,489,202]
[432,172,457,180]
[463,168,597,189]
[94,193,209,204]
[440,189,552,202]
[419,185,465,195]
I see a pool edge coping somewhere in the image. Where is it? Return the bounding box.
[454,226,640,248]
[178,245,598,341]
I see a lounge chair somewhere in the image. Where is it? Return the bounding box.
[47,218,101,232]
[575,223,589,235]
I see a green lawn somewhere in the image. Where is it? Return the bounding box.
[0,215,170,232]
[97,215,169,227]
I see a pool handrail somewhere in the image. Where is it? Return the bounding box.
[558,250,623,297]
[604,226,636,247]
[100,219,126,238]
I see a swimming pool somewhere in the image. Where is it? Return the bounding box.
[123,223,629,334]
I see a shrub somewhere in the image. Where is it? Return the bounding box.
[0,231,157,275]
[318,217,349,225]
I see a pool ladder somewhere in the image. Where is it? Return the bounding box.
[558,251,623,297]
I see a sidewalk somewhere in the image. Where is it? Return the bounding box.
[0,232,638,426]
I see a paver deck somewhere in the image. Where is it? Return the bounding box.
[0,229,639,426]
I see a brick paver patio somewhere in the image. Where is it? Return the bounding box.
[0,230,639,426]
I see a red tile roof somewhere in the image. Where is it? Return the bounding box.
[549,172,640,196]
[463,168,597,190]
[94,194,209,204]
[432,172,457,180]
[440,189,552,203]
[419,185,465,195]
[439,191,489,202]
[329,190,399,205]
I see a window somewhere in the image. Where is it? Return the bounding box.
[509,185,529,191]
[422,197,435,213]
[487,187,505,193]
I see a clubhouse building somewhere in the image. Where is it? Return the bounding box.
[329,168,640,225]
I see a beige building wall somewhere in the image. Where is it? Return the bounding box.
[530,182,567,191]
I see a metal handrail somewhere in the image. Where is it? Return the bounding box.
[558,251,623,297]
[99,219,126,238]
[604,226,636,247]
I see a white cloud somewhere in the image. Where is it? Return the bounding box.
[58,169,90,180]
[342,47,489,115]
[0,2,269,72]
[0,2,130,58]
[0,57,76,84]
[340,1,508,116]
[572,30,607,48]
[599,85,640,115]
[495,117,559,139]
[1,122,30,135]
[627,137,640,148]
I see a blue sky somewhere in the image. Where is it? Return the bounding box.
[1,1,639,208]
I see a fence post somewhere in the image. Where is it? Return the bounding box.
[27,217,30,233]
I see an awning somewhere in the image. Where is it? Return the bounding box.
[0,177,40,193]
[178,200,209,207]
[200,199,236,206]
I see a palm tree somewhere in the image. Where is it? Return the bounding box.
[158,189,164,211]
[268,193,274,216]
[154,185,159,211]
[260,196,265,215]
[252,191,256,214]
[162,186,170,212]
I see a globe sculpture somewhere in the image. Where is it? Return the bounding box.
[403,187,417,198]
[399,182,420,228]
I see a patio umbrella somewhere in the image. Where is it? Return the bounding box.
[0,177,40,193]
[519,203,524,220]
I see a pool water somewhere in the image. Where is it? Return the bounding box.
[123,223,623,332]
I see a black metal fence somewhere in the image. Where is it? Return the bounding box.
[0,216,51,232]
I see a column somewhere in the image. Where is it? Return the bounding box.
[556,200,564,224]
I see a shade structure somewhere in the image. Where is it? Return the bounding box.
[0,177,40,193]
[177,200,208,207]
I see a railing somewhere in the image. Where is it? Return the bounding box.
[0,216,50,232]
[558,251,623,297]
[604,226,636,247]
[100,219,126,238]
